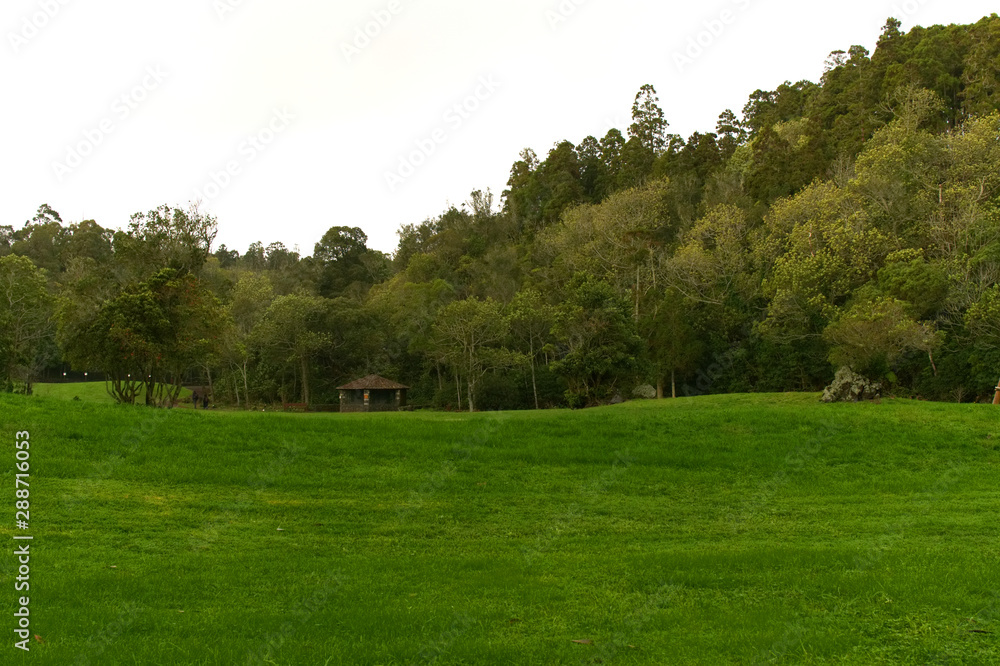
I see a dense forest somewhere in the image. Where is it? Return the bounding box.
[4,16,1000,409]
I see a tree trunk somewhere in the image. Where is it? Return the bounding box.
[656,376,664,400]
[635,265,640,323]
[300,356,310,406]
[671,368,677,399]
[233,370,241,407]
[467,345,475,412]
[467,344,475,412]
[242,359,250,409]
[455,369,462,411]
[530,338,539,410]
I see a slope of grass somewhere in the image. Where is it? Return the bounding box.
[2,392,999,664]
[33,381,194,405]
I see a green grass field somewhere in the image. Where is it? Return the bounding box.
[33,381,195,406]
[2,392,999,664]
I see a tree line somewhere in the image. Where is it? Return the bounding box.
[4,16,1000,408]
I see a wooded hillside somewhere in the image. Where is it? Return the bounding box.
[5,16,1000,408]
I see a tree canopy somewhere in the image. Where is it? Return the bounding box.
[7,16,1000,407]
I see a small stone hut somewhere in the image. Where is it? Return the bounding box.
[337,375,409,413]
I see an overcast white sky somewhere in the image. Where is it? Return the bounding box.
[3,1,997,256]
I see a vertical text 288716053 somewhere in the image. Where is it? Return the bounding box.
[13,430,33,652]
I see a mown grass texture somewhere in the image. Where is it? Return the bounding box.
[1,391,999,664]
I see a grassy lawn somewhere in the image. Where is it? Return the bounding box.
[2,392,999,664]
[33,382,195,406]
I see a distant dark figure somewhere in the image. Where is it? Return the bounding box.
[202,394,209,410]
[192,391,199,409]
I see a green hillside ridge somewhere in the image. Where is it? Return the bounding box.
[6,16,1000,410]
[3,392,999,663]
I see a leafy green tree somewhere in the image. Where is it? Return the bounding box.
[58,268,225,405]
[934,113,1000,261]
[537,141,586,227]
[961,16,1000,118]
[0,226,13,257]
[967,281,1000,324]
[629,84,669,155]
[745,121,827,205]
[825,297,941,380]
[226,273,275,406]
[576,135,607,203]
[213,244,240,268]
[11,204,66,275]
[314,226,371,298]
[669,204,758,308]
[551,274,644,407]
[502,148,544,235]
[114,204,218,281]
[432,297,521,412]
[322,297,392,387]
[509,289,557,409]
[876,250,950,320]
[243,242,267,271]
[850,117,940,241]
[716,109,747,157]
[0,255,54,392]
[615,136,656,190]
[641,287,704,398]
[60,219,113,268]
[758,184,891,341]
[251,294,331,405]
[537,178,673,317]
[599,128,626,193]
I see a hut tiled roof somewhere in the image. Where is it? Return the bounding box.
[337,375,409,390]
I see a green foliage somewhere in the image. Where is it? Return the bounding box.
[641,287,704,398]
[876,251,950,320]
[314,226,387,298]
[824,297,940,380]
[251,293,332,405]
[113,204,218,281]
[550,273,645,406]
[966,284,1000,352]
[58,268,226,405]
[0,254,54,391]
[628,83,669,155]
[9,17,1000,409]
[432,297,523,412]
